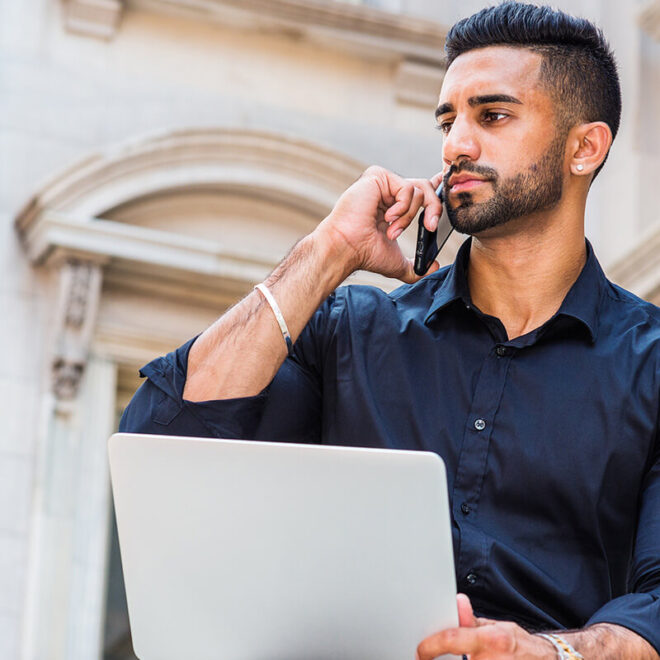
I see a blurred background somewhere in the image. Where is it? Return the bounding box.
[1,1,659,658]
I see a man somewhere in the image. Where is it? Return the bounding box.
[120,3,660,658]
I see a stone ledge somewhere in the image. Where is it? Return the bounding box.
[129,0,447,63]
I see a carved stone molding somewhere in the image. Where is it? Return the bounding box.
[52,260,103,399]
[15,128,365,232]
[127,0,447,64]
[639,0,660,41]
[63,0,125,40]
[60,0,448,62]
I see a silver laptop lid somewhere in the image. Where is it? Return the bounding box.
[109,433,459,660]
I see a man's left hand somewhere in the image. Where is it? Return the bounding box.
[416,594,555,660]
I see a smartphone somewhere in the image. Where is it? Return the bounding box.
[413,183,453,276]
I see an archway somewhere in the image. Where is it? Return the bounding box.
[14,128,384,660]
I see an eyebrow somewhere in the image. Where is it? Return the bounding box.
[434,94,523,119]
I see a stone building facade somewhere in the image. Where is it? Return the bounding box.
[1,1,659,658]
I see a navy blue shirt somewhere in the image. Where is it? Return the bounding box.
[120,239,660,652]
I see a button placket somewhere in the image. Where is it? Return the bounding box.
[453,348,514,582]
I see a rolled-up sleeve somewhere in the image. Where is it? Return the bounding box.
[585,439,660,654]
[119,294,339,443]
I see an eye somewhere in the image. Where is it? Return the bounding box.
[482,111,508,124]
[435,121,453,135]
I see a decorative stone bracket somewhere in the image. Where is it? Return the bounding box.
[63,0,124,40]
[51,260,103,400]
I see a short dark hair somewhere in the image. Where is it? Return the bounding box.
[445,2,621,178]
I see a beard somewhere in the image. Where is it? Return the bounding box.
[444,134,566,235]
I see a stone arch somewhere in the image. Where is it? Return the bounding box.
[17,127,365,224]
[14,127,375,660]
[15,128,373,390]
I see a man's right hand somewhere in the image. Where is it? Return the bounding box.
[315,166,444,283]
[184,166,444,402]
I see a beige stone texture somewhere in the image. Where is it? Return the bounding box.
[1,1,658,659]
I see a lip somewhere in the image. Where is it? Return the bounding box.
[448,175,490,194]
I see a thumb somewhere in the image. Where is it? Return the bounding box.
[457,593,476,627]
[399,257,440,284]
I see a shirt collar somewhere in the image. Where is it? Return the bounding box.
[424,237,603,343]
[423,238,473,325]
[552,239,602,344]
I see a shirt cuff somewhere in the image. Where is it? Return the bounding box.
[135,336,271,440]
[586,592,660,655]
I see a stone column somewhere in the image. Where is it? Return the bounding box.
[22,261,117,660]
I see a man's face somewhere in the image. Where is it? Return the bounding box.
[436,46,567,235]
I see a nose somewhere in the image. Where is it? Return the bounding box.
[442,116,481,167]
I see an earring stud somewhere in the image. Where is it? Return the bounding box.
[576,164,584,172]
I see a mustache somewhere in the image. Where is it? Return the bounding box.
[443,161,499,184]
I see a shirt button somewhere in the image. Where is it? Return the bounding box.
[496,345,507,357]
[466,572,478,585]
[461,502,471,515]
[474,418,486,431]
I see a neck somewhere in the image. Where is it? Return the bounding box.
[467,200,587,340]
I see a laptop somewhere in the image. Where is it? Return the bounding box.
[108,433,459,659]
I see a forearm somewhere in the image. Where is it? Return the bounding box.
[545,623,658,659]
[183,166,444,402]
[183,224,352,401]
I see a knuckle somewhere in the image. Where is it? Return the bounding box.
[363,165,391,180]
[489,628,515,652]
[416,639,431,659]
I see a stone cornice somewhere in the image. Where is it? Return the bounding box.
[23,210,277,286]
[22,210,407,303]
[128,0,448,64]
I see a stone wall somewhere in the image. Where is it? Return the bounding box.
[1,1,658,658]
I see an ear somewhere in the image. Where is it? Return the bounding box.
[568,121,613,178]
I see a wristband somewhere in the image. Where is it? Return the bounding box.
[538,633,584,660]
[254,283,294,356]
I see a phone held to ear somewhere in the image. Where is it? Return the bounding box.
[413,183,453,276]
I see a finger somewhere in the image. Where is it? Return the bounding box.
[409,178,443,232]
[430,171,444,189]
[417,623,517,660]
[384,182,415,225]
[457,593,476,628]
[385,181,423,220]
[397,256,439,285]
[416,627,485,660]
[387,186,425,239]
[361,165,403,207]
[475,616,500,627]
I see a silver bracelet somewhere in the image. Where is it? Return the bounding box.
[538,633,584,660]
[254,283,294,356]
